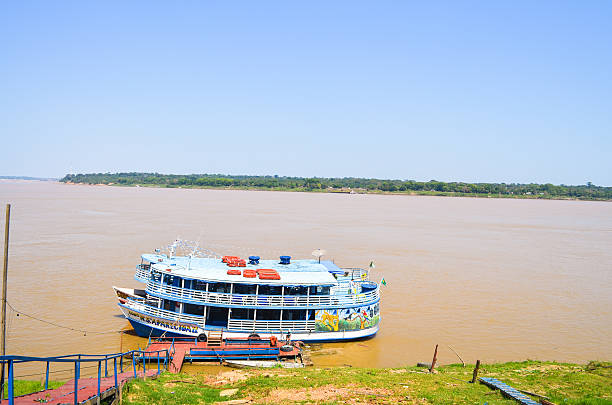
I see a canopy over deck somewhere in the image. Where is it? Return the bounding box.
[148,256,341,286]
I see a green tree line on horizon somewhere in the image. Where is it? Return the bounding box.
[60,173,612,200]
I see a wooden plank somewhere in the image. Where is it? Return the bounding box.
[479,377,540,405]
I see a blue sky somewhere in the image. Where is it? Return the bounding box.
[1,1,611,185]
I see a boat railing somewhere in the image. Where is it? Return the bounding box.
[135,265,150,282]
[145,280,380,308]
[0,348,169,405]
[124,299,206,326]
[123,298,317,333]
[342,267,370,280]
[227,319,316,333]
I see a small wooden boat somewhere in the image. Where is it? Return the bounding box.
[223,359,305,369]
[112,286,146,304]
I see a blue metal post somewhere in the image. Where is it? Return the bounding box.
[143,352,146,375]
[45,361,50,390]
[114,357,118,390]
[97,361,101,399]
[104,355,108,378]
[77,355,81,379]
[74,361,79,405]
[132,353,136,378]
[157,352,160,373]
[8,359,14,405]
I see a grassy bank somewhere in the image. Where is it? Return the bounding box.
[60,173,612,201]
[119,361,611,404]
[2,380,63,399]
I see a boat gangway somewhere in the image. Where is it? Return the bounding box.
[142,334,302,373]
[0,348,169,405]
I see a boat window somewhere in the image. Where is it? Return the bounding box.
[283,309,306,320]
[315,286,330,295]
[208,282,231,293]
[233,284,256,295]
[183,303,204,316]
[258,285,282,295]
[150,272,161,283]
[193,280,207,291]
[307,310,315,320]
[256,309,281,320]
[163,274,174,285]
[285,286,308,296]
[163,299,178,312]
[206,306,229,327]
[230,308,255,320]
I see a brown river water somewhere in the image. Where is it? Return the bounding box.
[0,180,610,378]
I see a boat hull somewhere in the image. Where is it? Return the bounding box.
[121,305,379,342]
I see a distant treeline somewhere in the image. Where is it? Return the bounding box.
[60,173,612,200]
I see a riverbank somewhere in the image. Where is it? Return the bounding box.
[59,173,612,202]
[61,181,612,202]
[112,360,610,404]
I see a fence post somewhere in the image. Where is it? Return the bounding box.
[114,357,118,390]
[77,355,81,379]
[74,360,79,405]
[120,355,123,373]
[7,359,13,405]
[143,352,146,378]
[105,355,108,378]
[132,354,136,378]
[97,361,101,401]
[157,352,160,373]
[45,361,50,390]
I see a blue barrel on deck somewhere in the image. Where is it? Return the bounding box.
[279,256,291,265]
[360,281,377,292]
[249,256,260,265]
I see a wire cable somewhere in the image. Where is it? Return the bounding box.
[6,301,125,335]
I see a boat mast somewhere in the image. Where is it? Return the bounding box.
[0,204,11,401]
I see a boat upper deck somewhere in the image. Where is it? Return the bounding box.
[143,254,341,286]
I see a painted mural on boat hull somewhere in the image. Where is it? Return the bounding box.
[315,303,380,332]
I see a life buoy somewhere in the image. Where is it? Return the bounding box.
[197,333,208,342]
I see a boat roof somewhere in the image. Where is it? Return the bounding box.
[144,254,341,286]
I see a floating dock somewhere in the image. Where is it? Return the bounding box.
[142,335,302,372]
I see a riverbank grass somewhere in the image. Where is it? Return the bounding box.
[120,360,611,404]
[2,380,63,399]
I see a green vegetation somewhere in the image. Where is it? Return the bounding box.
[2,380,63,399]
[61,173,612,201]
[119,361,612,404]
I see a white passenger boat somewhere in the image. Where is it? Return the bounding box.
[115,248,381,342]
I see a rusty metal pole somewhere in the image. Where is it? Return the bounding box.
[0,204,11,402]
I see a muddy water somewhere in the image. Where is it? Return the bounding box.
[0,180,610,376]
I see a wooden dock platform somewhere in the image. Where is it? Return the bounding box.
[12,369,158,405]
[2,348,169,405]
[143,336,302,370]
